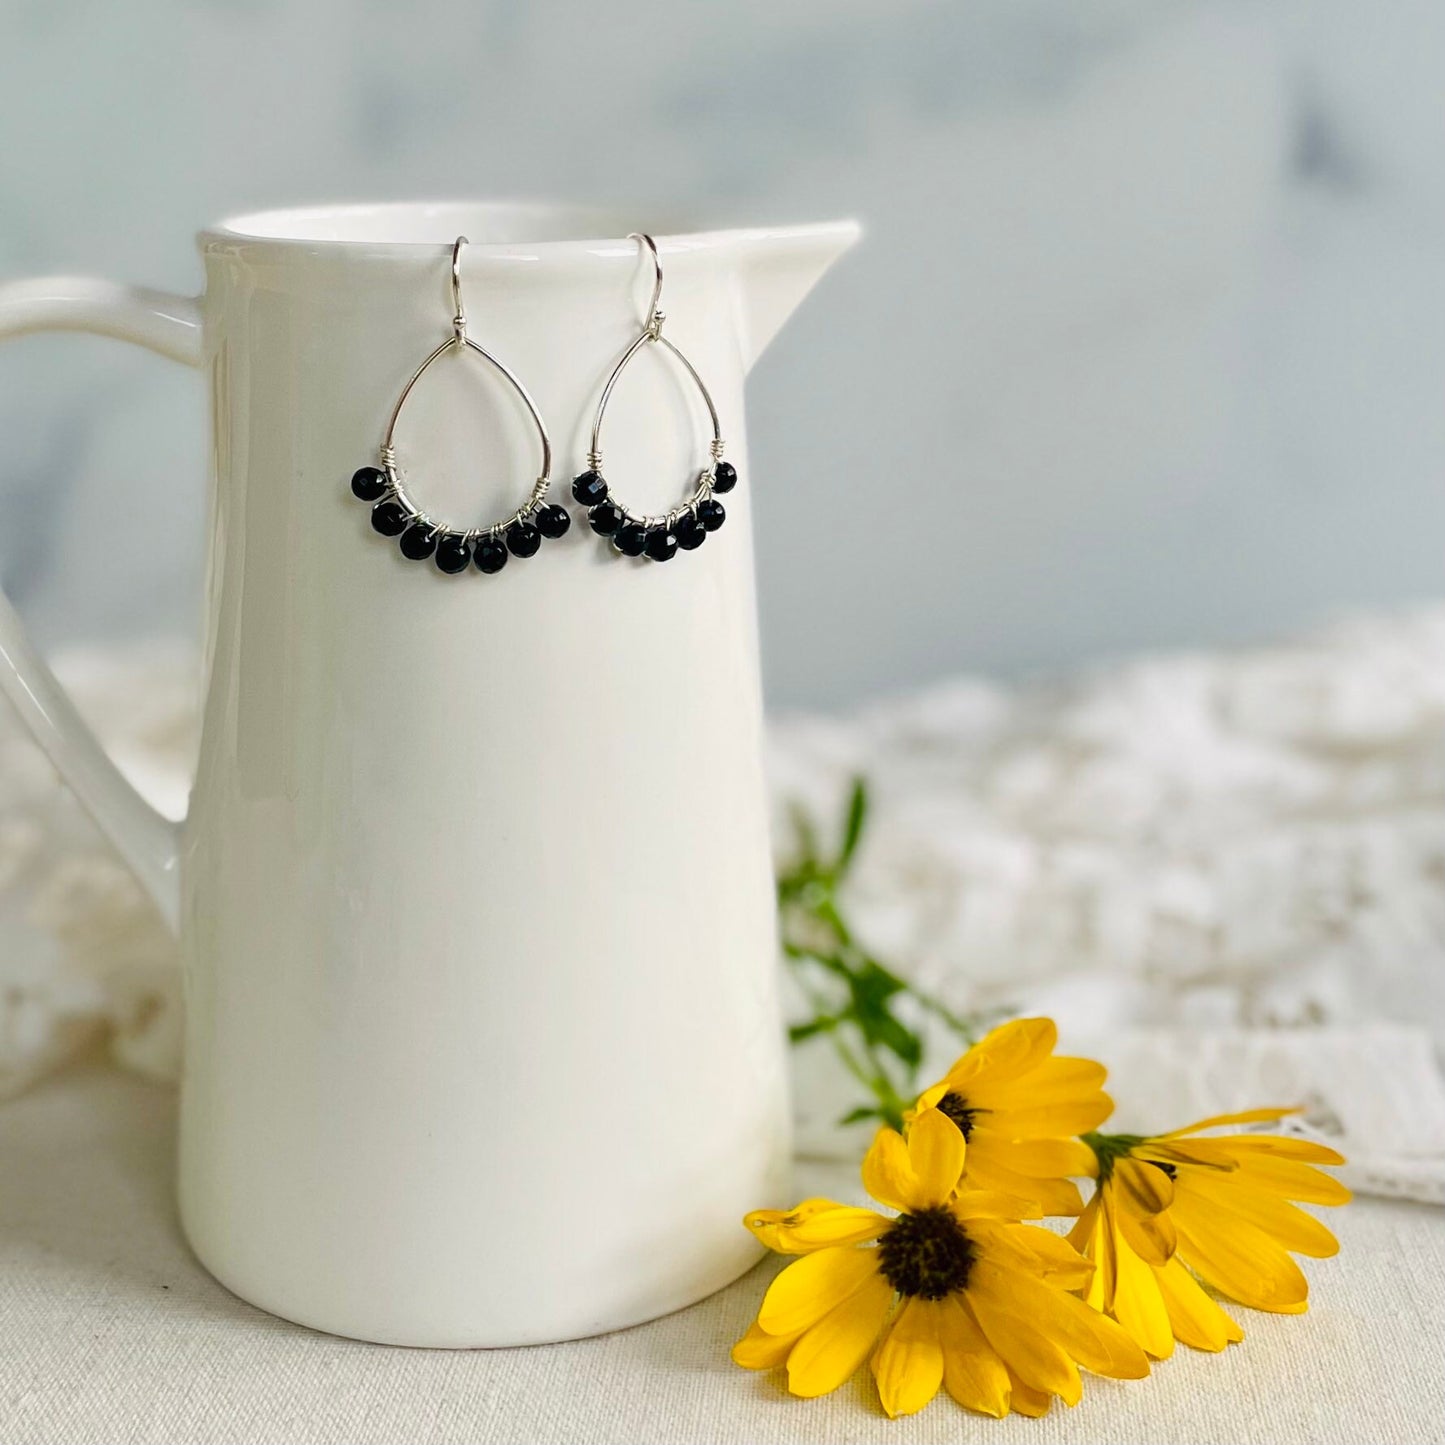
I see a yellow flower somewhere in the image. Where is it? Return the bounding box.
[910,1017,1111,1215]
[1070,1108,1350,1357]
[732,1110,1149,1418]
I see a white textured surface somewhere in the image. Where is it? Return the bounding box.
[1,1065,1440,1445]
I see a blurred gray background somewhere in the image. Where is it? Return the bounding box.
[0,0,1440,708]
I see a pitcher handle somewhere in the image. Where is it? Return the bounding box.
[0,276,203,935]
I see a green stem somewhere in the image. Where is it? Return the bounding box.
[1080,1129,1146,1180]
[778,775,993,1134]
[789,962,876,1095]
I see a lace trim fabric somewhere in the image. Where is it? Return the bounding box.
[1080,1026,1445,1205]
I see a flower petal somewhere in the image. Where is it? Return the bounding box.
[1003,1175,1084,1219]
[1212,1135,1346,1166]
[731,1320,802,1370]
[907,1106,968,1206]
[1115,1198,1177,1267]
[1180,1172,1340,1258]
[1207,1151,1352,1206]
[1158,1107,1297,1138]
[1154,1256,1244,1353]
[758,1246,883,1336]
[1137,1139,1240,1172]
[1111,1162,1177,1265]
[950,1189,1044,1222]
[1068,1196,1117,1314]
[1109,1205,1176,1359]
[938,1294,1011,1418]
[967,1220,1095,1289]
[963,1056,1109,1110]
[961,1147,1084,1216]
[872,1296,946,1418]
[745,1202,891,1254]
[1004,1370,1055,1417]
[1065,1192,1098,1253]
[1113,1157,1175,1216]
[745,1196,855,1254]
[997,1135,1098,1179]
[1171,1197,1310,1312]
[861,1126,925,1213]
[941,1018,1058,1092]
[970,1259,1150,1380]
[964,1284,1083,1405]
[987,1096,1116,1139]
[785,1273,895,1399]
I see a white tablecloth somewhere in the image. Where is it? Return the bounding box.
[3,1064,1440,1445]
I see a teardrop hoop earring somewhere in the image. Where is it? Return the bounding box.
[571,233,737,564]
[348,236,570,576]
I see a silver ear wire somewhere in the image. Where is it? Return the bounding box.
[573,233,735,563]
[450,234,468,342]
[587,234,722,472]
[635,231,664,336]
[347,236,570,575]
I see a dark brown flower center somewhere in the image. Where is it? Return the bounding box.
[877,1206,976,1299]
[936,1090,980,1141]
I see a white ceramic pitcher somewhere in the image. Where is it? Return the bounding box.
[0,202,859,1346]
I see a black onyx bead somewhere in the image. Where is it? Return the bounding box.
[644,528,679,563]
[613,523,647,556]
[371,500,411,536]
[351,466,388,501]
[398,524,438,560]
[712,460,738,494]
[675,514,707,551]
[506,521,541,558]
[697,498,726,533]
[535,504,571,539]
[588,502,623,536]
[572,470,608,506]
[434,533,472,574]
[473,535,508,574]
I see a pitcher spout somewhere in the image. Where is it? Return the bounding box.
[733,220,861,371]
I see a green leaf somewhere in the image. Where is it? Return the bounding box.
[847,963,923,1068]
[848,959,906,1010]
[836,777,869,876]
[860,1009,924,1069]
[788,1017,839,1043]
[778,776,993,1134]
[856,956,908,996]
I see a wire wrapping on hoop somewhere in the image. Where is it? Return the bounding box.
[377,236,554,540]
[584,233,727,533]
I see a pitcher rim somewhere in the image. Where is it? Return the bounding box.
[201,199,860,261]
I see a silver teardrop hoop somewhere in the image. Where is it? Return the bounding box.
[570,234,738,564]
[347,236,572,577]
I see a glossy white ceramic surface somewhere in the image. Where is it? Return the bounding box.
[0,202,859,1345]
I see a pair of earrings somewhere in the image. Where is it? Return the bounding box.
[347,233,737,576]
